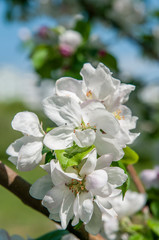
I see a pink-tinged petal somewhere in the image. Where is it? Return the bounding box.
[44,125,74,150]
[73,129,96,148]
[43,95,81,126]
[80,149,97,176]
[56,77,85,102]
[12,111,44,137]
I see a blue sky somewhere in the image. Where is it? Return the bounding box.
[0,0,159,83]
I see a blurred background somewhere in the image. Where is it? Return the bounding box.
[0,0,159,238]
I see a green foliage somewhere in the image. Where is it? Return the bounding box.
[55,144,95,170]
[129,233,152,240]
[150,201,159,219]
[74,20,91,41]
[147,218,159,236]
[32,47,49,69]
[121,146,139,165]
[36,230,69,240]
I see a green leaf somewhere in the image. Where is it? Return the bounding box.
[42,146,50,155]
[121,146,139,165]
[147,218,159,236]
[55,144,95,170]
[74,220,83,230]
[32,48,48,69]
[129,233,151,240]
[74,20,91,41]
[35,229,69,240]
[150,201,159,218]
[45,151,55,164]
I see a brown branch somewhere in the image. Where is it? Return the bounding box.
[127,164,145,193]
[0,161,89,240]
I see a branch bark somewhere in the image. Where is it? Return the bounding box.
[127,164,145,193]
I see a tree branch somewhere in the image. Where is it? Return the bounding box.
[127,164,145,193]
[0,161,90,240]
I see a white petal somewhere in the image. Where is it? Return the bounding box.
[73,129,96,148]
[49,213,60,222]
[12,111,44,137]
[17,139,43,171]
[81,63,118,101]
[80,148,97,176]
[95,198,117,218]
[60,191,75,229]
[85,202,102,235]
[106,167,128,187]
[80,198,94,224]
[86,170,108,190]
[50,161,81,186]
[56,77,85,102]
[43,95,81,126]
[29,175,53,200]
[8,156,18,165]
[6,136,29,157]
[72,194,80,226]
[42,185,66,213]
[95,133,124,161]
[44,125,73,150]
[95,154,113,170]
[90,182,113,198]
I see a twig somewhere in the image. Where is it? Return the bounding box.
[127,164,145,193]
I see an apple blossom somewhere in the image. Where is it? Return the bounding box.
[102,191,146,240]
[140,166,159,189]
[6,111,45,171]
[30,149,127,234]
[55,63,139,145]
[59,30,82,55]
[43,95,125,160]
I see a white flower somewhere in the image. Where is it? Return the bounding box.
[140,166,159,189]
[43,95,124,160]
[59,30,83,53]
[6,112,45,171]
[55,63,139,145]
[102,191,146,240]
[30,149,127,234]
[0,229,26,240]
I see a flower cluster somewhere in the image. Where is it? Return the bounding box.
[7,63,139,234]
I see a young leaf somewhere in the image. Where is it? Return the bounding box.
[35,229,69,240]
[150,201,159,218]
[55,144,95,169]
[121,146,139,165]
[147,218,159,236]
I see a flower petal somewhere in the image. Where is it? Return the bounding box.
[85,202,102,235]
[80,148,97,176]
[11,111,44,137]
[73,129,96,148]
[29,175,53,200]
[80,197,94,224]
[95,133,124,161]
[86,170,108,190]
[43,95,81,126]
[56,77,85,102]
[17,139,43,171]
[60,191,75,229]
[44,125,73,150]
[95,154,113,170]
[106,167,128,187]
